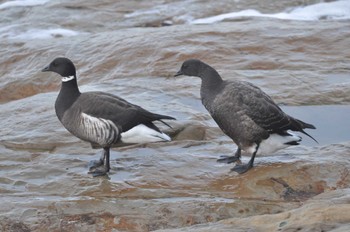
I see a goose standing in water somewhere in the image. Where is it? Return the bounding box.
[175,59,316,174]
[42,57,175,176]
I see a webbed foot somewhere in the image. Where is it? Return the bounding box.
[217,148,241,164]
[88,165,109,177]
[231,163,253,174]
[217,155,241,164]
[87,147,111,177]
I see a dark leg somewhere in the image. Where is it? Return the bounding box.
[217,147,241,164]
[105,147,110,173]
[88,147,110,176]
[232,144,260,174]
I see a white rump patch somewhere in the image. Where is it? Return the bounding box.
[121,124,171,144]
[62,75,75,82]
[245,132,302,155]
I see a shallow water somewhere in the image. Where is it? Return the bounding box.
[282,105,350,145]
[1,0,350,231]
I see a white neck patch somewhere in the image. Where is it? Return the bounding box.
[62,75,75,82]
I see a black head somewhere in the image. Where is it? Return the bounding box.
[174,59,205,77]
[42,57,76,77]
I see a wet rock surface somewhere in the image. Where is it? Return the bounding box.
[1,0,350,231]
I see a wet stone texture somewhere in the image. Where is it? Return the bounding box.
[1,0,350,231]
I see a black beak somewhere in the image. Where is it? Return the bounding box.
[174,70,183,77]
[42,65,50,72]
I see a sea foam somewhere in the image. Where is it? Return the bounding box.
[14,28,79,40]
[0,26,80,40]
[191,0,350,24]
[0,0,49,10]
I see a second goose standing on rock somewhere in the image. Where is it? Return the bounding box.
[175,59,317,174]
[42,57,175,176]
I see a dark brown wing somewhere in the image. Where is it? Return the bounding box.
[208,81,316,143]
[238,82,316,141]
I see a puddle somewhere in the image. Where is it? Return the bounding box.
[281,105,350,146]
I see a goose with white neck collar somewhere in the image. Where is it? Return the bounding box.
[42,57,175,176]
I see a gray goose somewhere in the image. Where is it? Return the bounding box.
[42,57,175,176]
[175,59,316,174]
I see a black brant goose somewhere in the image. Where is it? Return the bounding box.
[175,59,317,174]
[42,57,175,176]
